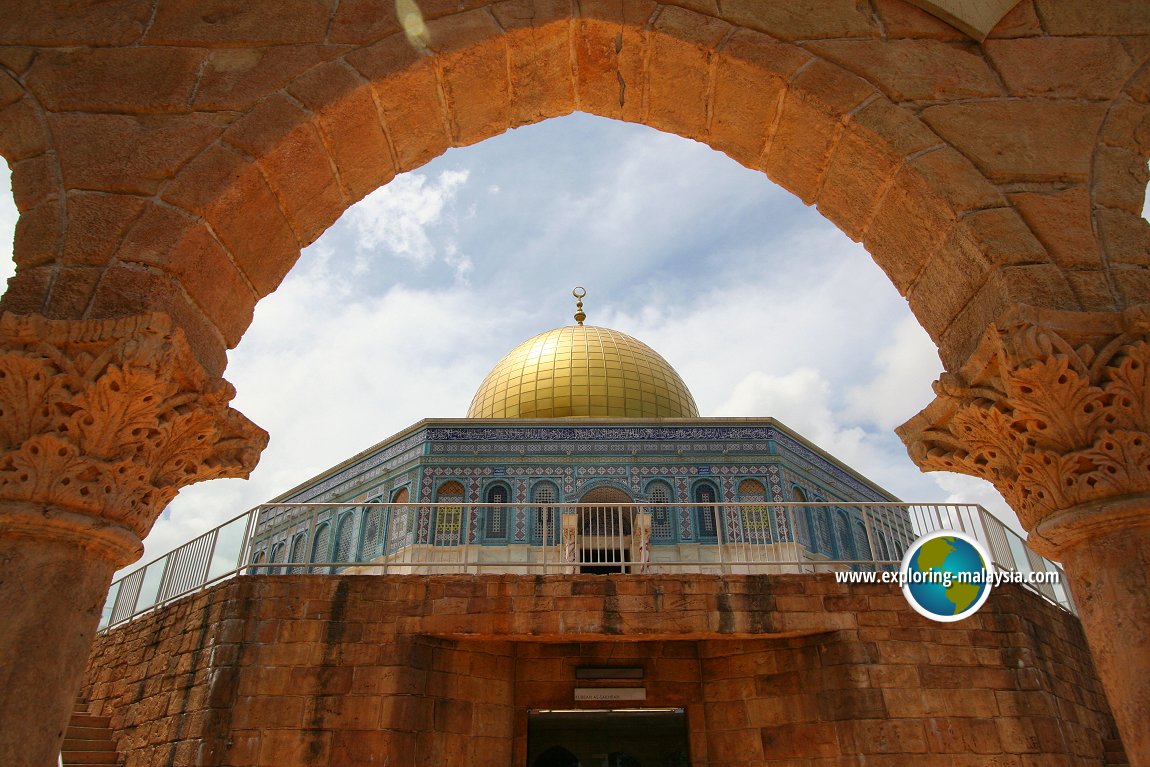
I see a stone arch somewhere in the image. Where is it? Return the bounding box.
[4,6,1150,761]
[1089,58,1150,307]
[0,1,1092,375]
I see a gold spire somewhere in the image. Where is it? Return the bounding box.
[573,286,586,326]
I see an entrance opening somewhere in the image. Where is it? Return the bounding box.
[579,546,631,575]
[577,488,635,574]
[528,709,690,767]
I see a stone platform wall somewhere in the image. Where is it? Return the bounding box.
[81,575,1121,766]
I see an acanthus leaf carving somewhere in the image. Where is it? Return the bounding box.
[0,312,268,542]
[1106,341,1150,429]
[899,317,1150,537]
[1004,356,1108,453]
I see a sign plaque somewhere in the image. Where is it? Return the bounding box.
[574,687,647,702]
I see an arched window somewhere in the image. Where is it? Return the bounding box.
[485,483,509,538]
[738,479,769,542]
[288,533,307,574]
[333,512,356,570]
[269,542,285,575]
[805,492,834,556]
[793,486,813,548]
[693,482,719,539]
[359,499,383,561]
[310,522,331,573]
[853,518,872,562]
[532,482,558,544]
[249,549,266,575]
[877,530,892,561]
[386,487,410,554]
[646,480,673,540]
[834,509,855,561]
[434,480,465,545]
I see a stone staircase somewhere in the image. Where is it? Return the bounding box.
[60,702,120,767]
[1104,733,1129,766]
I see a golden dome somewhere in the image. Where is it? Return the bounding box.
[467,325,699,419]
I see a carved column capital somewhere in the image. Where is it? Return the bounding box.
[0,312,268,563]
[898,311,1150,557]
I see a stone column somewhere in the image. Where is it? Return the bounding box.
[0,312,267,767]
[898,308,1150,767]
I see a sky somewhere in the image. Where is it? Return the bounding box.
[0,113,1146,571]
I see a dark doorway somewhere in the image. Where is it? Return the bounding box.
[579,546,630,575]
[528,709,690,767]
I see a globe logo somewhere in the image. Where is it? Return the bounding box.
[900,531,993,622]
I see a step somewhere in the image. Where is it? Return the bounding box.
[61,751,117,765]
[63,700,121,767]
[67,714,111,729]
[62,739,117,752]
[1104,737,1129,765]
[64,726,113,741]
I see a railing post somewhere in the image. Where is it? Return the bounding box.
[241,509,258,576]
[542,505,548,575]
[202,524,221,587]
[861,505,878,569]
[715,504,725,575]
[617,504,625,574]
[786,504,798,571]
[462,504,471,575]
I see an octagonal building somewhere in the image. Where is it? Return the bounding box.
[247,295,913,575]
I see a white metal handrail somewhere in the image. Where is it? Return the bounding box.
[99,502,1073,631]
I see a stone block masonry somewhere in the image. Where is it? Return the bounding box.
[81,574,1124,766]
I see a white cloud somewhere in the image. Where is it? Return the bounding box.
[346,168,469,265]
[1144,162,1149,221]
[715,367,870,462]
[443,243,473,285]
[0,163,17,286]
[844,314,942,432]
[933,472,1023,536]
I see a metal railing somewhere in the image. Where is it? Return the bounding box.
[99,502,1073,631]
